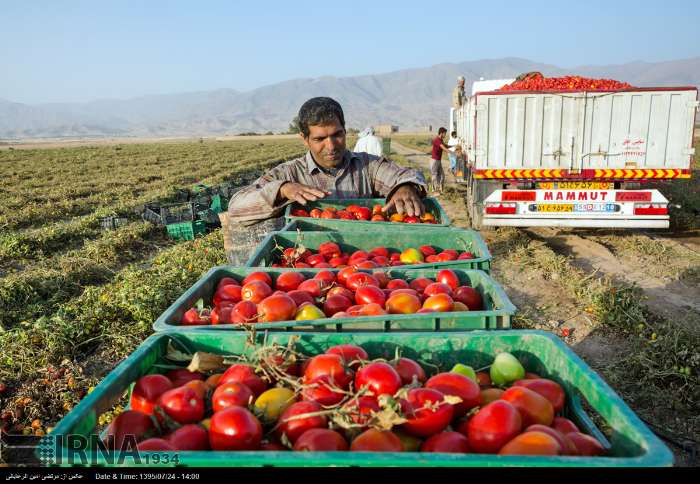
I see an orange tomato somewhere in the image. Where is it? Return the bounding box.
[498,431,561,455]
[422,293,454,312]
[389,213,405,222]
[500,386,554,427]
[372,204,383,214]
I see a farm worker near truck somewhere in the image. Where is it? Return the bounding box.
[225,97,427,264]
[450,76,466,131]
[430,127,450,194]
[353,126,384,157]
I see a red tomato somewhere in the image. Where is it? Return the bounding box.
[257,294,297,322]
[326,344,369,366]
[304,254,325,266]
[421,431,470,453]
[318,242,342,259]
[320,210,336,219]
[230,300,258,324]
[458,252,474,260]
[422,293,454,312]
[137,438,175,452]
[498,431,561,456]
[157,386,205,424]
[243,271,272,287]
[453,286,483,310]
[476,371,491,388]
[355,362,402,397]
[345,273,380,291]
[323,295,353,317]
[337,210,355,220]
[409,277,433,293]
[209,406,263,451]
[167,424,210,451]
[355,207,371,220]
[461,400,522,454]
[372,256,390,266]
[371,271,389,288]
[435,252,457,262]
[419,245,436,257]
[349,250,369,262]
[276,401,328,444]
[213,284,242,306]
[304,354,352,388]
[400,388,454,438]
[512,379,565,413]
[314,270,337,287]
[346,205,362,214]
[436,269,459,290]
[291,209,309,217]
[525,424,577,455]
[297,279,325,298]
[404,216,420,223]
[369,247,389,258]
[220,364,267,397]
[181,307,210,326]
[326,286,354,300]
[293,428,348,451]
[274,272,305,292]
[211,382,254,412]
[425,372,481,418]
[130,374,173,416]
[183,380,209,399]
[386,279,409,290]
[103,410,157,450]
[358,303,386,316]
[217,277,240,290]
[287,290,316,307]
[500,386,554,427]
[241,280,272,304]
[350,429,403,452]
[391,357,426,385]
[165,369,204,387]
[552,416,579,435]
[309,208,322,218]
[301,375,347,406]
[423,282,453,297]
[566,432,605,456]
[337,267,358,286]
[354,285,386,306]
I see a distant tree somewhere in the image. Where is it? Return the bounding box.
[347,127,360,135]
[288,116,300,134]
[265,131,274,135]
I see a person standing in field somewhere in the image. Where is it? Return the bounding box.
[225,97,427,264]
[447,130,459,174]
[430,127,450,194]
[353,126,384,157]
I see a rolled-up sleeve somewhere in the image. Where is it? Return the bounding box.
[368,156,428,200]
[227,163,296,224]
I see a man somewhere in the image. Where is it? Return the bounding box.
[353,126,384,157]
[430,127,450,194]
[450,76,466,131]
[226,97,427,263]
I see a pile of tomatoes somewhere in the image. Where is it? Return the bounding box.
[270,243,475,269]
[291,204,438,224]
[104,343,605,456]
[180,269,484,326]
[499,74,634,92]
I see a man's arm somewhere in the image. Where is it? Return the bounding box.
[366,155,428,216]
[227,160,326,224]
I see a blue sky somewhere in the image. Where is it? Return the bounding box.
[1,0,699,104]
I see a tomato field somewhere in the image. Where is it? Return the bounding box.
[0,138,307,441]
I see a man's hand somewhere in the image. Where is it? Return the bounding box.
[279,182,329,205]
[383,184,425,217]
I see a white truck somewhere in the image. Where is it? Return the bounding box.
[453,79,698,229]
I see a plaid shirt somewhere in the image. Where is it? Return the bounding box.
[228,150,427,224]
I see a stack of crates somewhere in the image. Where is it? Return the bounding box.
[41,196,674,467]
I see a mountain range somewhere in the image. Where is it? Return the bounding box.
[1,56,699,139]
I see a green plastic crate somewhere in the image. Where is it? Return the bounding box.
[166,220,207,241]
[284,197,450,228]
[246,227,492,273]
[152,266,515,332]
[40,330,673,467]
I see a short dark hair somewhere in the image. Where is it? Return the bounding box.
[297,97,346,137]
[451,131,457,137]
[438,127,447,135]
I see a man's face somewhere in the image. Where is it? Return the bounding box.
[301,119,346,169]
[458,79,464,88]
[440,132,446,140]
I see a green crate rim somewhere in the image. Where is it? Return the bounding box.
[246,227,493,273]
[39,330,673,467]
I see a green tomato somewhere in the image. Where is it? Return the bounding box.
[450,363,477,382]
[490,352,525,386]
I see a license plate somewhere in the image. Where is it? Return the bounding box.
[534,203,618,213]
[537,182,613,190]
[537,204,573,212]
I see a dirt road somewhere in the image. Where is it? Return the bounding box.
[392,141,700,465]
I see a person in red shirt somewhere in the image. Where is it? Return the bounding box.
[430,127,450,194]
